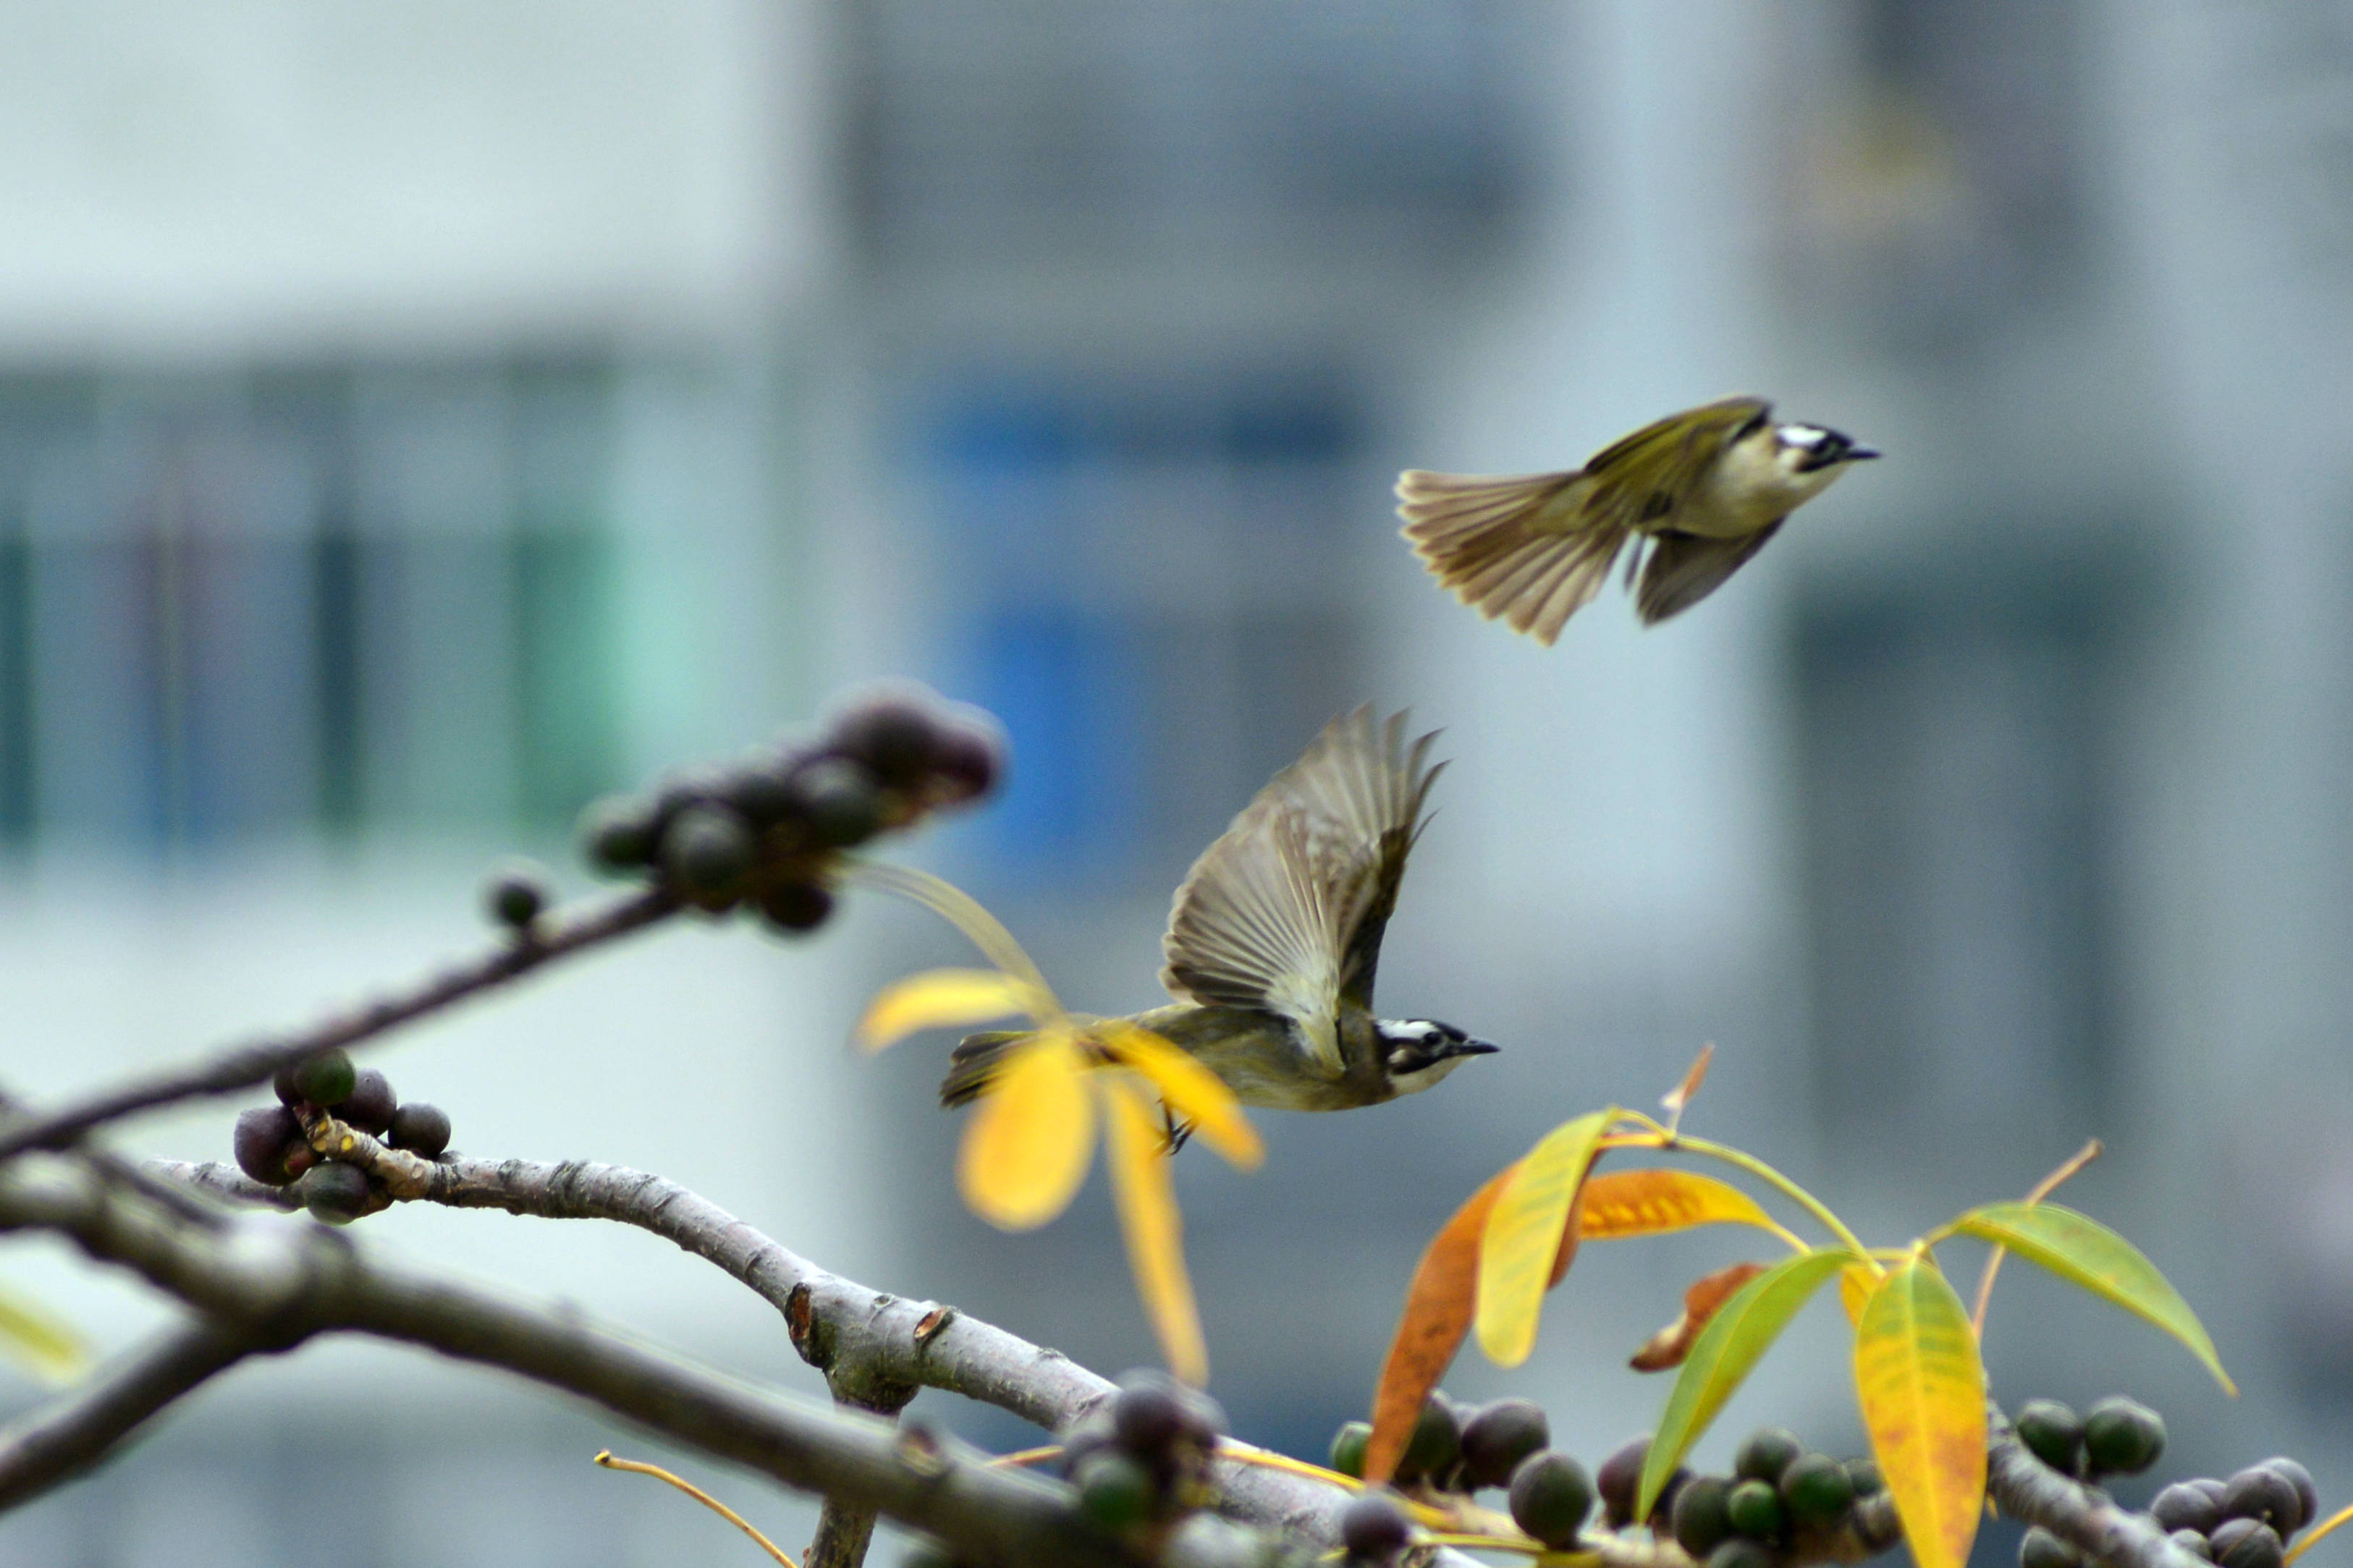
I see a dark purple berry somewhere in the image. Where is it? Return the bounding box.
[2213,1520,2285,1568]
[2155,1482,2225,1536]
[831,689,945,788]
[1395,1394,1460,1486]
[272,1063,303,1106]
[579,795,659,871]
[1459,1399,1551,1490]
[387,1101,452,1158]
[339,1069,396,1135]
[2021,1526,2082,1568]
[1597,1435,1652,1528]
[1340,1493,1412,1560]
[2223,1469,2303,1535]
[233,1106,303,1185]
[2257,1459,2318,1535]
[1112,1381,1184,1457]
[662,804,754,896]
[929,714,1005,804]
[756,880,833,933]
[1734,1427,1804,1484]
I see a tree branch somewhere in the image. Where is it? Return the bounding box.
[1983,1404,2205,1568]
[0,1319,263,1508]
[0,888,678,1164]
[0,1156,1311,1568]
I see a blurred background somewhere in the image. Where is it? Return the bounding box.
[1,1,2349,1562]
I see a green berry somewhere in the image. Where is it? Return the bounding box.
[1340,1493,1411,1561]
[2021,1525,2082,1568]
[1329,1421,1372,1480]
[1707,1538,1775,1568]
[387,1101,452,1158]
[1780,1452,1855,1527]
[790,758,884,848]
[1845,1456,1885,1498]
[1734,1427,1804,1484]
[662,804,754,896]
[1508,1451,1594,1549]
[1396,1394,1461,1486]
[1673,1475,1736,1557]
[1075,1450,1154,1532]
[1458,1399,1550,1490]
[233,1106,303,1185]
[297,1161,372,1224]
[1725,1478,1786,1541]
[292,1049,357,1108]
[2082,1397,2164,1477]
[2014,1400,2084,1476]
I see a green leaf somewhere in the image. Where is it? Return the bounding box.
[1942,1201,2234,1394]
[1475,1109,1613,1367]
[0,1278,85,1382]
[1853,1257,1986,1568]
[1636,1247,1853,1520]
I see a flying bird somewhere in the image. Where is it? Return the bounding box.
[943,707,1495,1117]
[1398,396,1877,643]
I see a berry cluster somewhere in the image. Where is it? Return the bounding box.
[1057,1371,1230,1541]
[1327,1393,1600,1560]
[2015,1397,2318,1568]
[578,684,1005,934]
[1667,1426,1885,1568]
[230,1047,452,1224]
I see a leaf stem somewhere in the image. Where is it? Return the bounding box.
[596,1450,799,1567]
[1649,1134,1875,1262]
[1972,1138,2103,1338]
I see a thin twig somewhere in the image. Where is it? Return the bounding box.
[597,1450,799,1567]
[1972,1140,2103,1336]
[0,1320,262,1508]
[0,887,678,1164]
[1984,1402,2207,1568]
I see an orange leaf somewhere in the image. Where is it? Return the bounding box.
[1579,1169,1779,1242]
[1631,1261,1769,1372]
[956,1033,1094,1230]
[1105,1078,1208,1386]
[1366,1165,1515,1483]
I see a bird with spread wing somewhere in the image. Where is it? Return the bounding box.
[942,706,1495,1119]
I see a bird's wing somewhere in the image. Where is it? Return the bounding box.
[1578,396,1773,537]
[1633,519,1783,624]
[1159,707,1444,1073]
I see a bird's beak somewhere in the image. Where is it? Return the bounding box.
[1843,445,1880,462]
[1450,1038,1501,1059]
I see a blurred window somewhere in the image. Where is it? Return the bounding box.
[918,374,1365,883]
[0,363,622,847]
[848,0,1531,263]
[1796,569,2117,1191]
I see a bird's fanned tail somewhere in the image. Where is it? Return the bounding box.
[1396,469,1629,647]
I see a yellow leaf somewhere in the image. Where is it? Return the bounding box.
[1106,1078,1207,1386]
[957,1034,1094,1229]
[1096,1022,1263,1170]
[1477,1109,1613,1367]
[857,968,1034,1052]
[1840,1262,1881,1327]
[1854,1257,1987,1568]
[0,1279,83,1383]
[1579,1169,1778,1242]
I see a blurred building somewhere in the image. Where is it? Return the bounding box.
[3,3,2351,1564]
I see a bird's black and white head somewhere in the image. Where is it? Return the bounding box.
[1376,1019,1500,1097]
[1773,422,1879,475]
